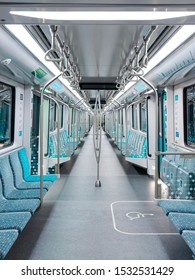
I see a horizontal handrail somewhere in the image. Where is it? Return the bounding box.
[157,151,195,156]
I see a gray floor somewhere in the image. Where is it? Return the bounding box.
[6,131,193,260]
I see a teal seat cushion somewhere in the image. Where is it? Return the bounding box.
[0,229,18,260]
[0,198,40,214]
[159,200,195,215]
[18,148,57,182]
[0,212,31,233]
[169,212,195,232]
[9,151,52,191]
[0,179,40,214]
[182,230,195,256]
[0,156,46,200]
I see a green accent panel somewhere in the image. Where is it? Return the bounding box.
[31,67,47,79]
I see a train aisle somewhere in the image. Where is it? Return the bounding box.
[6,130,193,260]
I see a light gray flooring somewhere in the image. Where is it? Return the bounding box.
[6,131,193,259]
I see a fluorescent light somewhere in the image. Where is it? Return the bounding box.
[114,25,195,101]
[5,25,85,104]
[10,11,195,21]
[144,25,195,75]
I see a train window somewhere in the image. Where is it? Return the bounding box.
[0,83,15,149]
[132,104,138,130]
[184,85,195,148]
[49,100,56,132]
[140,101,147,132]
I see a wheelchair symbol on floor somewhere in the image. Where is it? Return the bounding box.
[126,212,154,221]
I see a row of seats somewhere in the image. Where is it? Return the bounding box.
[123,130,147,158]
[161,146,195,199]
[0,148,57,259]
[159,200,195,258]
[107,126,147,159]
[49,129,81,159]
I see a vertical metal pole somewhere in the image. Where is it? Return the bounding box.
[40,73,62,206]
[73,108,75,151]
[43,94,60,174]
[93,92,102,187]
[120,108,122,151]
[98,92,102,182]
[67,104,71,157]
[125,105,128,156]
[112,110,114,139]
[138,75,160,199]
[56,102,60,174]
[116,111,118,143]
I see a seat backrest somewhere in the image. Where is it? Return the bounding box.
[0,156,15,196]
[141,137,147,157]
[0,177,5,200]
[18,148,31,181]
[9,150,24,186]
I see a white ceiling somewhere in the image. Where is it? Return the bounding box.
[1,0,195,104]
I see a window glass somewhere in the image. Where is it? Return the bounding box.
[132,104,138,130]
[185,86,195,148]
[0,83,14,149]
[140,101,147,132]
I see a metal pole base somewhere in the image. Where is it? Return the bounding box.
[95,180,101,187]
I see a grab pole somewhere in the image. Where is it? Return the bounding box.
[40,73,62,205]
[93,92,102,187]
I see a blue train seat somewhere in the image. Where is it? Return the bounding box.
[49,133,70,158]
[0,229,18,260]
[0,212,31,233]
[18,148,57,182]
[158,200,195,215]
[182,230,195,257]
[168,212,195,232]
[0,156,47,200]
[9,151,52,191]
[61,130,75,154]
[0,177,40,214]
[161,147,195,199]
[126,130,147,158]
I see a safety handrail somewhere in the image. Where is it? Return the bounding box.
[93,92,102,187]
[33,89,63,165]
[40,72,62,206]
[131,69,159,198]
[157,151,195,156]
[146,96,152,157]
[44,26,63,62]
[142,36,149,68]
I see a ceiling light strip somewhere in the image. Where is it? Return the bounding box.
[9,11,195,21]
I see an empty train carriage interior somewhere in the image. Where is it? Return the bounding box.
[0,0,195,260]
